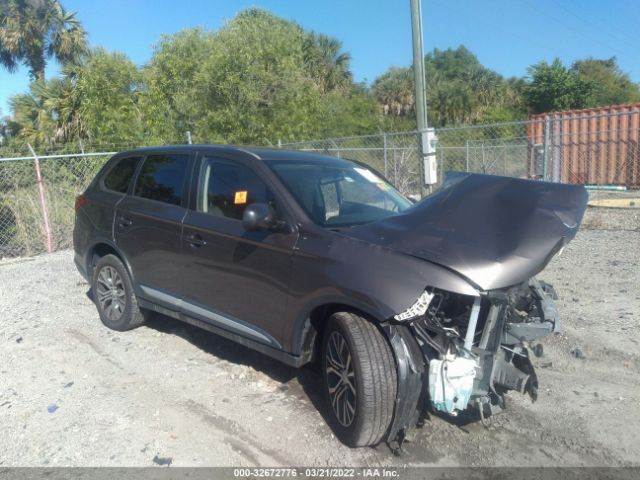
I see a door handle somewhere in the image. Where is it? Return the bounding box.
[118,216,133,227]
[186,234,207,247]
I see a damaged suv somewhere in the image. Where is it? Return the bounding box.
[73,145,587,449]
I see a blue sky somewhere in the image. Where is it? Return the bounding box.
[2,0,640,115]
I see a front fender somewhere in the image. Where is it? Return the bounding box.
[285,233,479,354]
[382,323,428,452]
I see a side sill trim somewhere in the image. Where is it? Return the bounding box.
[137,298,305,368]
[139,284,281,349]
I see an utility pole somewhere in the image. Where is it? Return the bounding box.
[410,0,427,133]
[410,0,437,191]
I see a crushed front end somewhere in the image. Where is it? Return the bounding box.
[384,277,560,451]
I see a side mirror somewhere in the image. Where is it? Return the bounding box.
[242,203,278,231]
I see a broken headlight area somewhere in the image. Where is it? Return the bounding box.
[391,278,559,423]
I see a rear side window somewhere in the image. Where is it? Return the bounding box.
[103,156,141,193]
[199,157,274,220]
[134,154,189,206]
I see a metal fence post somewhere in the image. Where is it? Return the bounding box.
[417,131,426,197]
[439,138,445,184]
[383,133,388,177]
[465,139,469,171]
[552,119,561,182]
[332,140,341,158]
[542,116,551,180]
[393,141,398,185]
[27,143,53,253]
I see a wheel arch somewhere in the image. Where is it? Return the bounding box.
[86,239,134,283]
[291,298,390,365]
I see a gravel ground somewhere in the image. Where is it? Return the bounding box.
[582,191,640,231]
[1,228,639,467]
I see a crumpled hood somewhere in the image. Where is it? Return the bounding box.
[346,172,588,291]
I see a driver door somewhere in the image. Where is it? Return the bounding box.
[179,156,298,350]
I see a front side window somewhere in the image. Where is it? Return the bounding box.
[198,158,275,220]
[266,159,411,227]
[134,154,189,206]
[103,156,141,193]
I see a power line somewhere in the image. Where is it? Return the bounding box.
[547,0,640,55]
[519,0,640,64]
[428,0,599,65]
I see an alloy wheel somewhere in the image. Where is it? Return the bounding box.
[325,330,357,427]
[96,265,126,321]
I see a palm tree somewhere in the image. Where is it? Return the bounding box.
[371,67,414,116]
[0,0,86,82]
[10,82,54,145]
[10,71,85,146]
[303,32,352,93]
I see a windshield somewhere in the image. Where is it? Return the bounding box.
[266,159,413,227]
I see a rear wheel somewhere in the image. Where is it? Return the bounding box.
[322,312,397,447]
[92,254,146,331]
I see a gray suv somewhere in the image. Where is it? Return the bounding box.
[73,145,587,450]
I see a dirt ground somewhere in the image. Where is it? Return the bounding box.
[1,227,639,467]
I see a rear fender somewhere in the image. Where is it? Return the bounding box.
[85,238,136,284]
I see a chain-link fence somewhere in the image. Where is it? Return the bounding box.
[281,109,640,196]
[280,123,536,197]
[279,131,425,196]
[0,150,113,258]
[1,109,639,258]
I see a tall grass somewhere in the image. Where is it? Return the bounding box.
[0,155,107,257]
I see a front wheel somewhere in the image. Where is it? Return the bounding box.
[322,312,397,447]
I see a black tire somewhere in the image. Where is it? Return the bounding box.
[91,254,146,331]
[322,312,397,447]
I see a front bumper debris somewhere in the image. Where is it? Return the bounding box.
[384,277,559,452]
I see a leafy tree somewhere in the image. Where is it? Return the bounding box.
[7,48,144,148]
[571,57,640,107]
[316,84,380,137]
[143,8,367,144]
[0,0,86,82]
[142,28,214,143]
[372,46,525,126]
[425,47,523,125]
[71,48,144,146]
[193,8,324,143]
[523,59,594,114]
[6,8,375,147]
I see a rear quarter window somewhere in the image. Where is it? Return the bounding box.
[134,154,189,206]
[103,156,141,193]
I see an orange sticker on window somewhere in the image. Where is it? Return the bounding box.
[234,191,248,204]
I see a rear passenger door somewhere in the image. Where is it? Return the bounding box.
[77,155,142,251]
[114,152,193,306]
[179,156,298,350]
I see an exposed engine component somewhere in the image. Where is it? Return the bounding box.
[428,352,477,415]
[398,277,559,420]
